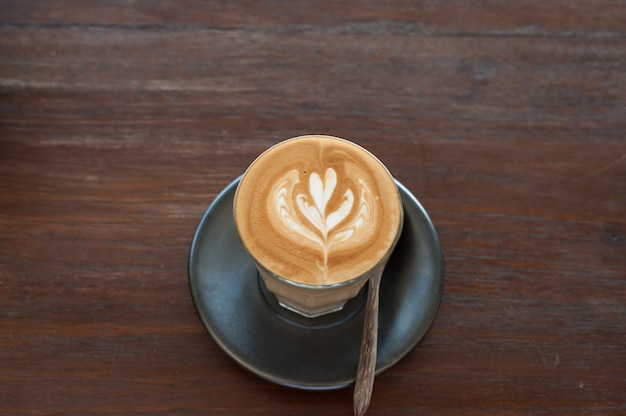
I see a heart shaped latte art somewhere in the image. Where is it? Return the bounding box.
[271,167,373,279]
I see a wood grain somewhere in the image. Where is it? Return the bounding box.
[1,0,625,36]
[1,1,624,415]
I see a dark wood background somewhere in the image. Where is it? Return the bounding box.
[1,1,624,415]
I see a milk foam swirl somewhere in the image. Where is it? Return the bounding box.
[271,168,372,279]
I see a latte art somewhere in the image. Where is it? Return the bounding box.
[271,168,373,278]
[234,135,402,286]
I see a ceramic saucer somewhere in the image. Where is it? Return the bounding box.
[188,177,444,390]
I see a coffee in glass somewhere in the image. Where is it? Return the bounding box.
[234,135,403,317]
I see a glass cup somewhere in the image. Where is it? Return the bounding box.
[233,135,403,318]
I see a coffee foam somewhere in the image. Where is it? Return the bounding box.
[234,135,402,286]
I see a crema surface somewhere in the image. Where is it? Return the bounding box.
[234,135,402,285]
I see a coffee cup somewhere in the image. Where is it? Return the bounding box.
[234,135,403,318]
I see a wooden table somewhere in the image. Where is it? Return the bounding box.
[1,1,624,414]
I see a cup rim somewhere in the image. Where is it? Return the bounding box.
[233,135,404,289]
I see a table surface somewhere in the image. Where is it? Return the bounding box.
[1,1,625,415]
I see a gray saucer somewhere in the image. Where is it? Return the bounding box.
[188,177,444,390]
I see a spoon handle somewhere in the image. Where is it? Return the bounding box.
[353,263,385,416]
